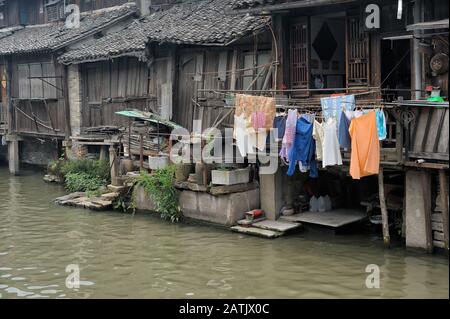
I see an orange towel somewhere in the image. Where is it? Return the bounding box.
[349,111,380,179]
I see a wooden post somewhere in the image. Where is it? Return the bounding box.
[139,133,144,170]
[62,64,72,140]
[109,145,119,186]
[396,117,404,163]
[378,167,391,247]
[439,169,449,252]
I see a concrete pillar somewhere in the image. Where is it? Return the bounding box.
[7,137,19,175]
[405,170,433,252]
[67,65,82,137]
[259,164,284,221]
[99,146,108,162]
[109,145,119,186]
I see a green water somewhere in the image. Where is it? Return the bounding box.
[0,167,448,299]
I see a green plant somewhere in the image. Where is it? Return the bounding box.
[134,166,181,222]
[47,158,65,177]
[60,159,110,182]
[114,196,136,214]
[65,172,106,193]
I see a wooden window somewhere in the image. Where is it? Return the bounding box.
[45,0,63,22]
[346,17,370,88]
[241,50,271,91]
[290,18,310,96]
[17,62,57,100]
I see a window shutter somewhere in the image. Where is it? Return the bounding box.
[290,17,310,97]
[346,17,370,88]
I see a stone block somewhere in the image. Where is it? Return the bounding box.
[179,188,260,226]
[405,170,433,251]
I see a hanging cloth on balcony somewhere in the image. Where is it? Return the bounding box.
[287,116,318,178]
[349,111,380,179]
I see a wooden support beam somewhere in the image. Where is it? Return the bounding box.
[139,133,144,170]
[378,167,391,247]
[439,169,449,252]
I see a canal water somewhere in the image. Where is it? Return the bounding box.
[0,167,448,299]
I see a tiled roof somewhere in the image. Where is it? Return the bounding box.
[0,3,137,56]
[59,0,270,64]
[59,19,147,64]
[231,0,282,9]
[141,0,269,45]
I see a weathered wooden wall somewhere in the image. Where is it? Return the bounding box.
[10,54,66,136]
[158,41,272,131]
[80,57,150,129]
[0,63,7,126]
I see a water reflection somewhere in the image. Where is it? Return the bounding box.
[0,168,448,299]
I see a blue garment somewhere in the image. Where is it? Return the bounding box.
[376,110,387,141]
[287,117,318,178]
[273,116,286,140]
[338,111,351,149]
[321,95,355,131]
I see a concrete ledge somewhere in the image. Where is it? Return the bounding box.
[179,189,260,226]
[134,185,260,226]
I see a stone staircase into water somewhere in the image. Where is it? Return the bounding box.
[231,219,303,238]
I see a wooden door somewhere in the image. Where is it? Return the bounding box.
[346,17,370,89]
[83,63,103,128]
[290,18,310,96]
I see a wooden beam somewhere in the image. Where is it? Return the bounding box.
[378,167,391,247]
[404,161,449,170]
[439,170,449,252]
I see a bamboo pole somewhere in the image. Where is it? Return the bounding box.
[139,133,144,170]
[378,167,391,247]
[439,169,449,252]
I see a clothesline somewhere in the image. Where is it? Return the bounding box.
[232,93,386,181]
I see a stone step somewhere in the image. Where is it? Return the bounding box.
[252,220,302,232]
[230,226,283,239]
[237,217,266,227]
[434,231,445,241]
[433,240,446,249]
[432,221,444,232]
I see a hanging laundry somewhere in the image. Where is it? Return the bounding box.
[376,110,387,141]
[353,110,364,118]
[235,94,276,130]
[279,109,298,162]
[251,111,266,130]
[234,94,276,156]
[338,111,352,149]
[273,116,286,141]
[313,120,324,161]
[234,114,248,157]
[322,118,343,168]
[248,128,268,152]
[349,111,380,180]
[287,116,318,178]
[321,94,355,129]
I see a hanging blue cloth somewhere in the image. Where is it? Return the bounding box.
[287,116,318,178]
[338,111,351,149]
[376,110,387,141]
[321,94,355,125]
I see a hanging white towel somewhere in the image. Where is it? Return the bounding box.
[313,120,324,161]
[247,128,268,152]
[322,118,343,168]
[234,114,248,157]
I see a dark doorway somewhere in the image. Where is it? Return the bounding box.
[381,39,411,101]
